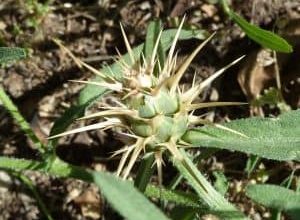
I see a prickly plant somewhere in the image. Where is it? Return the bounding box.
[51,19,248,219]
[51,19,244,181]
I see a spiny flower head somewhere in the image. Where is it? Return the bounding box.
[51,18,244,182]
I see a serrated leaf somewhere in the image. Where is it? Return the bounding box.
[246,184,300,220]
[183,110,300,161]
[0,47,27,64]
[229,11,292,53]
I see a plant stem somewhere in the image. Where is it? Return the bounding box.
[174,149,248,220]
[220,0,231,15]
[168,148,219,190]
[0,88,47,155]
[13,172,53,220]
[0,156,93,182]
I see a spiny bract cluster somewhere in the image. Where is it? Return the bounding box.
[51,19,244,181]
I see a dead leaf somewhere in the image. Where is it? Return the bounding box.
[238,49,276,100]
[170,0,195,17]
[237,49,280,115]
[74,189,102,219]
[201,4,217,18]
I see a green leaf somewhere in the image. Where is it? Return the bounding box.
[213,171,229,196]
[0,47,27,64]
[168,148,219,190]
[143,19,166,73]
[93,173,170,220]
[49,94,103,147]
[183,110,300,161]
[230,11,292,53]
[0,156,170,220]
[145,184,200,208]
[245,155,260,176]
[246,184,300,220]
[144,20,162,60]
[135,154,155,192]
[174,149,247,219]
[220,0,292,53]
[78,76,107,105]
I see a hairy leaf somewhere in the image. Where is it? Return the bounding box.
[93,173,170,220]
[213,171,229,196]
[145,185,200,208]
[0,156,169,220]
[0,47,27,64]
[183,110,300,161]
[246,184,300,219]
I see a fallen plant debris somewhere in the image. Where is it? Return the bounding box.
[0,1,299,220]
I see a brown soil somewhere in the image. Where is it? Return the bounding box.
[0,0,299,219]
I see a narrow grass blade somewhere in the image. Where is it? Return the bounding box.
[245,155,261,177]
[49,94,104,147]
